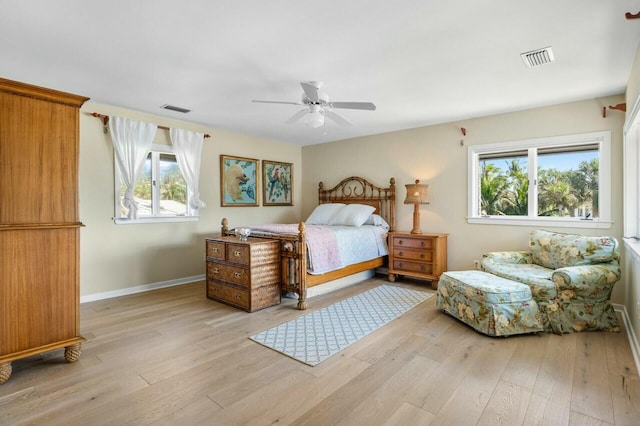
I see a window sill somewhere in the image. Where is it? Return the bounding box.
[623,238,640,262]
[466,216,612,229]
[114,216,199,225]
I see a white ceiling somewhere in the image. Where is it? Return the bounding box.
[2,1,639,146]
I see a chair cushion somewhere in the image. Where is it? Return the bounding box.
[529,230,617,270]
[481,262,558,299]
[440,270,532,303]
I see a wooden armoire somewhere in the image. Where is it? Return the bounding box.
[0,78,88,384]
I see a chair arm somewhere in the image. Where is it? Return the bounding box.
[552,262,621,291]
[482,251,532,265]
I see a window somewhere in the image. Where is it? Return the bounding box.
[114,144,197,224]
[468,131,611,228]
[624,98,640,242]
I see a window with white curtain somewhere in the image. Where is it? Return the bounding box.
[467,131,611,228]
[114,144,198,224]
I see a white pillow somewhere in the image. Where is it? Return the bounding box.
[305,203,345,225]
[364,213,390,229]
[328,204,376,226]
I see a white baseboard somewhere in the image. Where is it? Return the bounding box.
[306,270,375,298]
[80,274,205,303]
[613,303,640,377]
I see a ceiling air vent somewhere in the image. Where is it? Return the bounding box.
[520,46,555,68]
[161,104,191,114]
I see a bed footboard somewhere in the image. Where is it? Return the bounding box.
[221,218,309,310]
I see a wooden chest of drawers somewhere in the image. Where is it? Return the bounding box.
[387,232,448,289]
[205,236,281,312]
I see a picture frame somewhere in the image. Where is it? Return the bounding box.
[220,155,259,206]
[262,160,293,206]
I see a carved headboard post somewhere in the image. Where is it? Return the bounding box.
[318,182,324,205]
[389,177,396,232]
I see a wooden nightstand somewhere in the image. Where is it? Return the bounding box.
[388,232,448,289]
[205,236,281,312]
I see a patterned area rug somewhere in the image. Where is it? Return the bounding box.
[250,285,433,366]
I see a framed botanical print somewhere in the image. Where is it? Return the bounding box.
[220,155,259,206]
[262,160,293,206]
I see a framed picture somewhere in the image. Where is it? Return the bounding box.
[262,160,293,206]
[220,155,259,206]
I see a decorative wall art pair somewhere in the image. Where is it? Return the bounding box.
[220,155,293,207]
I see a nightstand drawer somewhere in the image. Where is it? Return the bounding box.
[206,240,225,260]
[392,259,433,275]
[394,237,433,250]
[207,261,250,287]
[394,248,432,262]
[207,259,280,289]
[226,243,250,265]
[207,280,249,308]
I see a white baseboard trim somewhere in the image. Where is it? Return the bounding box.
[80,274,205,304]
[613,303,640,377]
[306,270,375,298]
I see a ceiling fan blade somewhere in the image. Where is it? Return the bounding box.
[329,102,376,111]
[324,110,352,127]
[300,82,320,102]
[285,109,308,124]
[252,100,301,106]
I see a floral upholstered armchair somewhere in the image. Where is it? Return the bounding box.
[481,229,620,334]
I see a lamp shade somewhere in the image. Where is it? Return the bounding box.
[404,180,429,204]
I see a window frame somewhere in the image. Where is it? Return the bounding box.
[113,143,199,225]
[624,95,640,258]
[467,131,611,229]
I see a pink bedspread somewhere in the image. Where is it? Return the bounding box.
[246,224,341,273]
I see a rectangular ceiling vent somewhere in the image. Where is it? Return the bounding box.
[161,104,191,114]
[521,46,555,68]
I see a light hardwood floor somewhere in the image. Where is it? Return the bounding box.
[0,277,638,425]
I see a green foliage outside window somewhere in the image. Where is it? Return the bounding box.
[480,158,598,218]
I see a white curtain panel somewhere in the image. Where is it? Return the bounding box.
[170,128,206,210]
[109,116,157,219]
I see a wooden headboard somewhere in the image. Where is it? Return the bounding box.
[318,176,396,232]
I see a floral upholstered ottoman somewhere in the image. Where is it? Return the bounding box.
[436,270,544,336]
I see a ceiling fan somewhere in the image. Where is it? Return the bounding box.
[252,81,376,128]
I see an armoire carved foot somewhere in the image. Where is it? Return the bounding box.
[64,343,82,363]
[0,362,12,384]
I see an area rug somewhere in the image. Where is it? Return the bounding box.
[250,285,433,366]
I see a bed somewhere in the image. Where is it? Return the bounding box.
[221,176,396,310]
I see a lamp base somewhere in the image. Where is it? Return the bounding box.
[410,203,422,234]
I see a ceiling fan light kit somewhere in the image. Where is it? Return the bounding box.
[304,105,325,128]
[252,81,376,129]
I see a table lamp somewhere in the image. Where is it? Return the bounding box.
[404,179,429,234]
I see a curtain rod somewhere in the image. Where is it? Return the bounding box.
[91,113,211,138]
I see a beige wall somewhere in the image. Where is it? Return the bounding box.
[79,101,302,296]
[626,42,640,113]
[302,95,626,303]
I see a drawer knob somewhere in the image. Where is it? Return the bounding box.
[398,251,403,256]
[234,250,242,257]
[212,247,219,253]
[420,254,425,259]
[398,262,404,268]
[421,241,425,247]
[398,240,403,245]
[234,272,242,279]
[421,265,426,271]
[212,267,219,274]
